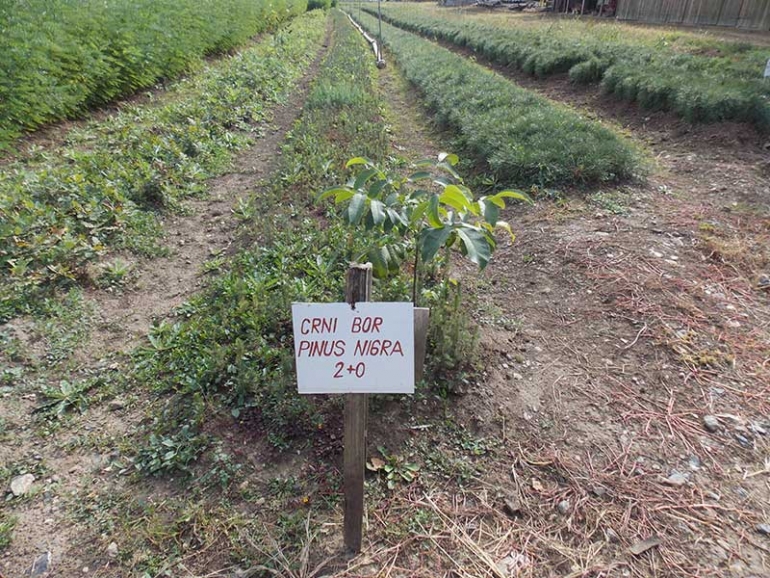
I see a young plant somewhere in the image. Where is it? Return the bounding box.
[319,153,531,301]
[367,446,420,489]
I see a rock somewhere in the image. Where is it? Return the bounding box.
[756,524,770,536]
[688,455,702,470]
[750,422,767,436]
[10,473,35,497]
[108,399,125,412]
[703,415,720,433]
[604,528,620,543]
[30,552,51,577]
[503,497,522,518]
[557,500,570,515]
[757,274,770,290]
[735,434,752,448]
[664,472,688,486]
[512,373,523,381]
[107,541,119,558]
[591,485,608,498]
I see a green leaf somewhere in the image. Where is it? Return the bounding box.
[370,200,386,225]
[367,245,389,278]
[408,171,432,182]
[481,199,500,225]
[439,184,472,212]
[438,152,459,165]
[490,190,533,206]
[347,193,367,225]
[427,194,443,228]
[317,186,353,202]
[456,227,493,269]
[354,168,379,191]
[346,157,372,168]
[419,226,453,263]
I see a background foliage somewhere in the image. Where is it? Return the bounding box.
[0,0,308,149]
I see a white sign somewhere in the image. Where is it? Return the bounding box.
[766,58,770,78]
[291,302,414,394]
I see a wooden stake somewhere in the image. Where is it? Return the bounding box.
[343,263,372,554]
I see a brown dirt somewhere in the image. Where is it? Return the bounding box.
[320,32,770,578]
[0,29,331,578]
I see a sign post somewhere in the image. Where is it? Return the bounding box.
[343,263,370,554]
[291,263,415,554]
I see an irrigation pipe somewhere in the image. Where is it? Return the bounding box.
[346,13,386,68]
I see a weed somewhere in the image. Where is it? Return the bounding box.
[135,424,209,475]
[34,378,103,417]
[367,446,421,489]
[97,258,132,288]
[589,191,628,215]
[0,515,15,551]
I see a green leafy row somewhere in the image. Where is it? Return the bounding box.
[355,12,640,187]
[366,5,770,129]
[0,10,328,323]
[0,0,308,149]
[132,10,393,464]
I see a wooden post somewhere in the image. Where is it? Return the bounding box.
[343,263,372,554]
[581,0,586,15]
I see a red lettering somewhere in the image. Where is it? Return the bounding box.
[301,319,311,335]
[392,340,403,356]
[351,316,384,333]
[298,341,311,357]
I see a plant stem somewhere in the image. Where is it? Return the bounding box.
[412,241,419,306]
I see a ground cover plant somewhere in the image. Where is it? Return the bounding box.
[354,12,640,187]
[365,3,770,129]
[130,10,393,476]
[0,0,309,150]
[0,11,328,324]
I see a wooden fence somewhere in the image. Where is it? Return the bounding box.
[616,0,770,29]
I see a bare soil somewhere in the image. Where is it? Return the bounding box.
[348,37,770,577]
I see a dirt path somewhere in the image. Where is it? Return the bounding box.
[0,29,331,577]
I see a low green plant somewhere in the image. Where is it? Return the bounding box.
[0,515,15,551]
[355,12,641,186]
[135,424,209,475]
[97,258,131,288]
[0,0,309,149]
[367,446,420,489]
[34,378,103,417]
[367,4,770,130]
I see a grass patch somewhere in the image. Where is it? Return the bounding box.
[0,0,308,149]
[355,11,641,187]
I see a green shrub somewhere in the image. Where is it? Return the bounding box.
[0,0,308,149]
[307,0,332,9]
[367,4,770,131]
[356,13,640,187]
[0,11,327,322]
